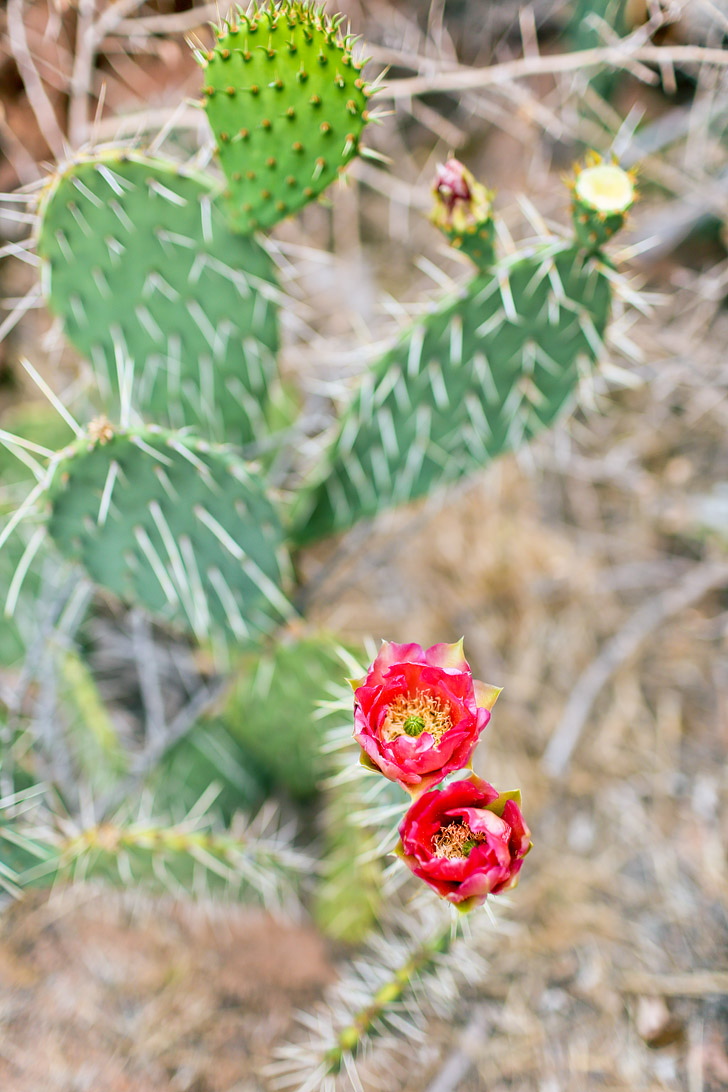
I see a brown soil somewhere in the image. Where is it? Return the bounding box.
[0,891,333,1092]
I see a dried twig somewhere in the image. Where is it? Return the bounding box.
[68,0,97,148]
[6,0,66,158]
[543,560,728,777]
[620,971,728,997]
[382,44,728,100]
[129,610,166,748]
[423,1004,489,1092]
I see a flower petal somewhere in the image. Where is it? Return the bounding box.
[369,641,426,683]
[473,680,502,711]
[425,638,468,672]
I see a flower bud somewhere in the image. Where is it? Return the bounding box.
[430,158,495,268]
[569,152,636,251]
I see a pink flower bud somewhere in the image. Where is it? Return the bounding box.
[434,158,472,210]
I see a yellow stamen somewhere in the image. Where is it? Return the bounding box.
[432,820,485,860]
[380,692,452,744]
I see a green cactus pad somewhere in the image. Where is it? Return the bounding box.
[45,420,291,640]
[223,632,352,799]
[36,152,280,444]
[200,1,370,231]
[294,242,615,543]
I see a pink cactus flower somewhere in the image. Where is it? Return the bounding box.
[352,640,500,795]
[396,775,532,911]
[434,158,473,209]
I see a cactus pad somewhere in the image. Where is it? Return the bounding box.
[295,242,615,542]
[45,420,291,640]
[36,152,280,444]
[223,632,352,799]
[200,1,370,231]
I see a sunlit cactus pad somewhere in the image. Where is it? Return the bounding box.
[296,242,614,542]
[201,1,370,231]
[45,421,291,640]
[36,152,280,443]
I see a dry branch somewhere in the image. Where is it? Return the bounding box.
[382,44,728,99]
[543,560,728,777]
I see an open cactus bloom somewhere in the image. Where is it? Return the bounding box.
[395,775,532,912]
[351,639,501,795]
[575,162,635,215]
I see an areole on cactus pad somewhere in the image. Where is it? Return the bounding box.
[199,0,371,232]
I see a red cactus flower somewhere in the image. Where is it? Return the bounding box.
[396,775,531,911]
[352,640,499,795]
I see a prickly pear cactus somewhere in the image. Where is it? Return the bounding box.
[45,419,291,640]
[293,160,634,544]
[36,152,280,444]
[199,0,371,232]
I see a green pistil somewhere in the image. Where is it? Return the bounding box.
[403,714,425,737]
[462,838,479,856]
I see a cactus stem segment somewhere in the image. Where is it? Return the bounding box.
[324,924,454,1073]
[203,0,371,231]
